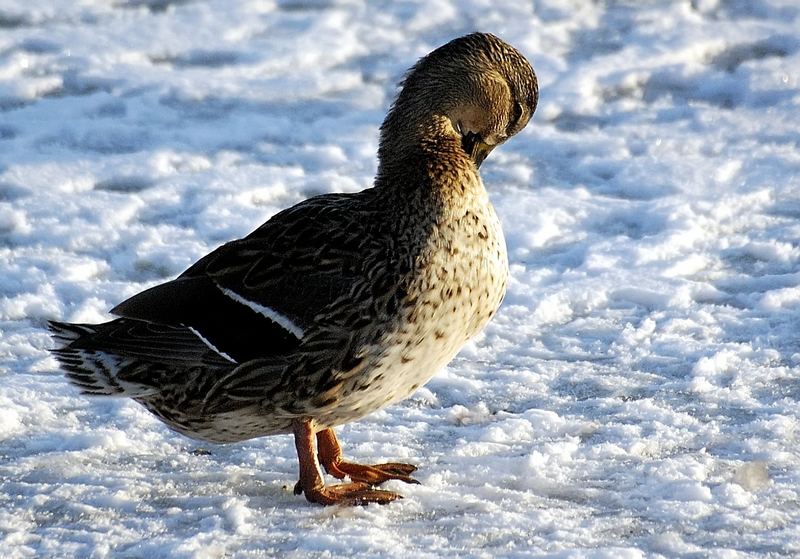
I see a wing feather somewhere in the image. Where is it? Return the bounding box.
[112,191,391,363]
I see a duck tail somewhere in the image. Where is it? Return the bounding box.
[48,320,156,398]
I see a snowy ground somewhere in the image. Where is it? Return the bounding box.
[1,0,799,557]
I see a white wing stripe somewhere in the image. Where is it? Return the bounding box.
[217,285,305,340]
[188,326,238,363]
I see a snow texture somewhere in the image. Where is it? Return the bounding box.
[1,0,800,557]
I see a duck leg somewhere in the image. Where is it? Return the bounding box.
[292,419,401,505]
[316,427,419,486]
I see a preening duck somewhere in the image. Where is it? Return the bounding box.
[50,32,538,505]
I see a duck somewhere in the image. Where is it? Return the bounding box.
[49,32,538,506]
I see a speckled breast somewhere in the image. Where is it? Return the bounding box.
[327,183,509,426]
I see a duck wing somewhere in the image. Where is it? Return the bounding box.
[111,192,387,363]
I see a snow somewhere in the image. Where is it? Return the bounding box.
[1,0,799,557]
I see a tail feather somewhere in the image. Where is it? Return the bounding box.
[49,321,116,395]
[49,321,156,397]
[48,319,219,398]
[47,320,95,345]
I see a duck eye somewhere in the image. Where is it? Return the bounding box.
[510,101,523,128]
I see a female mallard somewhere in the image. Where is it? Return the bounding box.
[50,32,538,505]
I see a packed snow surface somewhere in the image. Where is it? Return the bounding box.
[1,0,799,557]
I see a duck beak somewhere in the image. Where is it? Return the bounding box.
[472,141,494,168]
[461,131,495,168]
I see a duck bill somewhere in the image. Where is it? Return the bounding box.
[472,141,494,168]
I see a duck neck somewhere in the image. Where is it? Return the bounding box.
[376,114,480,202]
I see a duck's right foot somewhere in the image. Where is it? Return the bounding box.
[293,479,401,506]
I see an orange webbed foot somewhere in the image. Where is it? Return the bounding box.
[293,479,401,506]
[292,420,413,506]
[326,460,420,486]
[316,428,420,486]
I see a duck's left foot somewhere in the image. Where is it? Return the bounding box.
[316,428,420,486]
[324,459,419,485]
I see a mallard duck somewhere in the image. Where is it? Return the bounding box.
[49,32,538,505]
